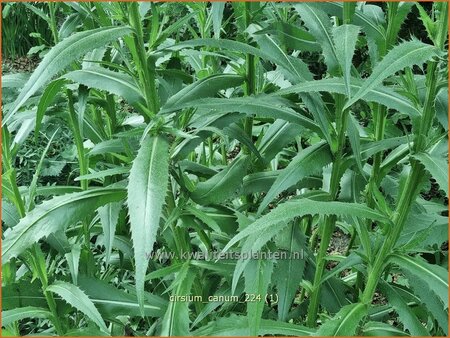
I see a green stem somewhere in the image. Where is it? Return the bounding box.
[66,90,88,190]
[306,97,348,327]
[243,2,256,153]
[129,3,159,119]
[361,26,443,303]
[48,3,59,45]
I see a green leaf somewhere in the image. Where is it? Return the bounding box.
[78,276,167,318]
[191,155,250,205]
[164,96,320,134]
[362,321,409,336]
[255,22,320,52]
[389,253,448,309]
[223,199,390,254]
[274,77,421,118]
[2,188,125,263]
[160,263,194,336]
[273,224,306,321]
[257,120,300,163]
[35,78,67,139]
[345,40,438,109]
[4,26,132,125]
[162,74,244,112]
[63,67,145,106]
[435,88,448,130]
[244,258,274,336]
[75,167,130,181]
[193,314,314,336]
[127,135,170,313]
[379,281,430,336]
[258,142,332,215]
[316,302,367,336]
[47,281,108,333]
[98,201,122,265]
[413,152,448,196]
[2,307,52,327]
[211,2,225,39]
[332,24,360,97]
[294,3,339,74]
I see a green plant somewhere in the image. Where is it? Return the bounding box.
[2,2,448,336]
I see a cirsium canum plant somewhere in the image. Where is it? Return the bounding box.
[1,2,448,336]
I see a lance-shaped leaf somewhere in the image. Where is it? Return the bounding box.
[4,26,132,125]
[2,307,52,327]
[191,155,250,205]
[47,281,108,333]
[332,24,360,97]
[193,314,314,336]
[273,224,306,321]
[245,258,274,336]
[162,74,244,112]
[97,201,122,265]
[63,67,145,106]
[223,199,390,253]
[2,188,126,263]
[413,152,448,196]
[160,263,194,336]
[273,77,421,118]
[345,40,439,109]
[379,282,430,336]
[389,253,448,309]
[316,302,367,336]
[127,135,170,313]
[257,142,332,215]
[294,3,339,74]
[163,96,320,134]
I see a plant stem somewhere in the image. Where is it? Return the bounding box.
[361,44,443,304]
[66,89,88,190]
[306,96,348,327]
[48,3,59,45]
[129,3,159,119]
[243,2,256,153]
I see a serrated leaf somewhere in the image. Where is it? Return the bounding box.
[193,314,315,336]
[244,258,274,336]
[273,224,306,321]
[164,96,320,134]
[160,263,194,336]
[362,321,409,336]
[255,22,320,52]
[332,24,360,97]
[78,276,167,318]
[35,78,67,139]
[258,142,332,215]
[389,253,448,309]
[379,281,429,336]
[191,155,249,205]
[315,302,367,336]
[47,281,108,333]
[2,188,125,263]
[345,40,438,109]
[223,199,390,254]
[98,201,122,265]
[162,74,244,112]
[294,3,339,74]
[274,77,421,118]
[2,307,52,327]
[4,26,132,125]
[127,135,170,313]
[413,152,448,196]
[63,67,145,106]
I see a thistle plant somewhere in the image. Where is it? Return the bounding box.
[2,2,448,336]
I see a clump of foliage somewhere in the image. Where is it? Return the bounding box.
[2,2,448,336]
